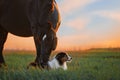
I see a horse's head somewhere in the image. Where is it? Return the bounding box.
[40,28,58,68]
[39,0,61,68]
[27,0,60,69]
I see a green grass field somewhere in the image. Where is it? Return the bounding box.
[0,50,120,80]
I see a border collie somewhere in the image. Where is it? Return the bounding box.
[27,52,72,70]
[48,52,72,70]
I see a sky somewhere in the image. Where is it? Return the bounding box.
[4,0,120,51]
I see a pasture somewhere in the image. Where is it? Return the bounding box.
[0,50,120,80]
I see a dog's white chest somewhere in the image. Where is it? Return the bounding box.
[48,58,67,70]
[48,59,60,69]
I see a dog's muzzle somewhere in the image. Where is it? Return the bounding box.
[67,56,72,62]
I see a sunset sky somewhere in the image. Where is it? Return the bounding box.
[4,0,120,51]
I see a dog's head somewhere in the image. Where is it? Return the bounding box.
[55,52,72,65]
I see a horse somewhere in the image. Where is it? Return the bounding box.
[0,0,61,69]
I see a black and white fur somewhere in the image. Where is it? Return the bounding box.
[48,52,72,70]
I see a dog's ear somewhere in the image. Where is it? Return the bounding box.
[55,52,67,59]
[55,54,60,59]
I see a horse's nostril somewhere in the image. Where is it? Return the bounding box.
[70,57,72,60]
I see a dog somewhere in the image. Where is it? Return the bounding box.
[27,52,72,70]
[48,52,72,70]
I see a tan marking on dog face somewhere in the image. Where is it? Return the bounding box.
[61,55,68,62]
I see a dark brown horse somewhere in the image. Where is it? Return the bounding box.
[0,0,61,69]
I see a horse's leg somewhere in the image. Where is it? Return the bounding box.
[30,25,45,69]
[0,26,8,67]
[34,32,44,68]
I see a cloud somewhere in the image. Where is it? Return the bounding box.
[60,0,99,15]
[57,34,89,48]
[93,10,120,22]
[65,17,90,30]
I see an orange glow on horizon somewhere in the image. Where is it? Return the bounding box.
[4,33,120,51]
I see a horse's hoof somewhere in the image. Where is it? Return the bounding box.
[0,63,8,69]
[40,63,50,70]
[27,62,37,69]
[27,62,43,70]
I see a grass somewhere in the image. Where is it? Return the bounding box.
[0,50,120,80]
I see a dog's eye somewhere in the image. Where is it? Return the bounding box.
[64,55,68,58]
